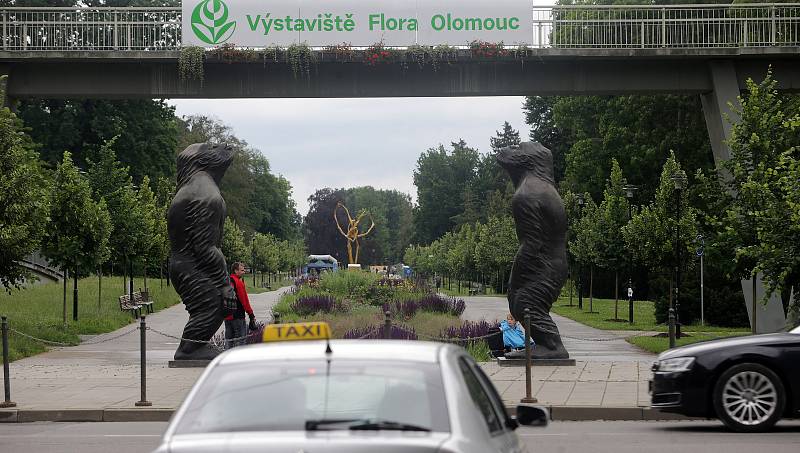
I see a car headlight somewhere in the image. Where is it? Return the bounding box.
[654,357,695,373]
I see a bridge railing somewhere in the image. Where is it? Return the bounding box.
[1,4,798,51]
[536,4,800,48]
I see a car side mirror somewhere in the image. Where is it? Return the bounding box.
[515,405,549,427]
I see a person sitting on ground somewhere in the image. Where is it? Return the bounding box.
[500,313,534,353]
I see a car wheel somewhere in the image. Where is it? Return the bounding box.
[712,363,785,433]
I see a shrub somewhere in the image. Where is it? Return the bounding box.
[440,320,498,346]
[343,324,417,340]
[290,295,338,316]
[382,300,420,319]
[418,294,466,316]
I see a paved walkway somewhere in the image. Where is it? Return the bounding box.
[5,287,286,410]
[1,289,656,416]
[460,295,655,362]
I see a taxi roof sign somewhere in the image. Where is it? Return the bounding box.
[262,322,331,343]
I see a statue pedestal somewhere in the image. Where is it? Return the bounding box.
[496,357,576,367]
[168,360,212,368]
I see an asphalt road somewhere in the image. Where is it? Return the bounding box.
[0,420,798,453]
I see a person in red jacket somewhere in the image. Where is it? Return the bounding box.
[226,262,255,349]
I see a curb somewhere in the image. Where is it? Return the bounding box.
[0,407,702,423]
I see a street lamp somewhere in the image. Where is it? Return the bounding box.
[670,169,688,345]
[576,193,585,310]
[622,180,638,324]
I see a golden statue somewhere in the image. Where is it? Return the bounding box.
[334,201,375,265]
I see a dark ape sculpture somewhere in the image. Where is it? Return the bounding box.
[496,142,570,359]
[168,143,236,361]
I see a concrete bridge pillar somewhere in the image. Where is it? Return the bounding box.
[700,60,788,333]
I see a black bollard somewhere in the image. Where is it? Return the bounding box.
[384,311,392,339]
[668,308,676,349]
[273,311,281,325]
[521,308,537,403]
[135,316,152,407]
[1,317,16,408]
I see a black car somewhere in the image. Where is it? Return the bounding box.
[650,324,800,432]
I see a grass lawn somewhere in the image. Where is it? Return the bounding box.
[243,275,296,294]
[627,332,749,354]
[552,297,749,334]
[0,275,181,362]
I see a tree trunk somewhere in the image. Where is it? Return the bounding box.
[588,266,593,309]
[614,270,619,320]
[98,269,102,311]
[62,268,68,328]
[160,260,163,289]
[143,259,148,292]
[73,263,78,322]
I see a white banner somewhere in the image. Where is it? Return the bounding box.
[182,0,532,47]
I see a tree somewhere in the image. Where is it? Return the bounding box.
[18,99,180,181]
[490,121,521,152]
[251,232,280,284]
[86,140,144,289]
[0,89,51,291]
[623,152,698,323]
[568,194,601,307]
[41,151,111,323]
[594,160,630,318]
[721,69,800,318]
[413,140,479,243]
[222,217,250,266]
[473,216,518,293]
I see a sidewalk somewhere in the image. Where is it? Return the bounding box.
[0,289,667,423]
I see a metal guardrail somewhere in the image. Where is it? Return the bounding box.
[0,4,798,51]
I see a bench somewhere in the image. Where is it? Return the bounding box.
[134,289,155,314]
[468,284,485,296]
[118,294,143,318]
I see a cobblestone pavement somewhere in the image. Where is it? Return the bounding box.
[3,288,654,412]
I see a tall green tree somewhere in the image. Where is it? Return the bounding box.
[222,217,250,266]
[0,94,51,290]
[473,216,518,293]
[569,194,601,306]
[42,152,111,322]
[594,160,631,316]
[721,70,800,317]
[623,152,698,323]
[413,140,479,243]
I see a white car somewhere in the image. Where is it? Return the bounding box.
[155,322,547,453]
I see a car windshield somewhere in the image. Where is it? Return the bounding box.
[173,360,450,434]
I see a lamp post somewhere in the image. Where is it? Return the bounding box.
[576,193,585,310]
[670,170,688,341]
[696,234,705,326]
[622,180,638,324]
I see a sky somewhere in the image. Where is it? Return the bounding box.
[169,97,529,216]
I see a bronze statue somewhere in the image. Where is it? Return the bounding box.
[497,142,570,359]
[168,143,237,361]
[334,201,375,265]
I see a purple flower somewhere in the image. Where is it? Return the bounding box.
[343,324,417,340]
[290,295,338,316]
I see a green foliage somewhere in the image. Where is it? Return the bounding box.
[623,152,697,273]
[250,232,280,274]
[304,186,414,265]
[0,91,51,290]
[465,340,492,362]
[594,160,630,273]
[222,217,250,266]
[474,216,518,280]
[721,69,800,310]
[413,140,480,243]
[18,99,180,181]
[286,43,315,79]
[41,151,111,275]
[179,45,205,83]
